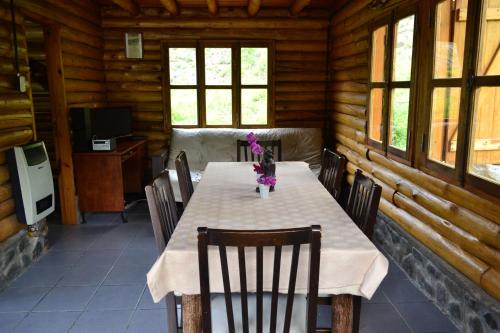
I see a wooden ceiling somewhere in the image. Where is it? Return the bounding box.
[97,0,349,17]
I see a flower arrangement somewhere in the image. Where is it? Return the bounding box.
[253,163,263,174]
[257,176,277,187]
[246,132,277,198]
[246,132,264,156]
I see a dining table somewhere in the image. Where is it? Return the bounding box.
[147,161,389,333]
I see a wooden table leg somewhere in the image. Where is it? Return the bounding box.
[165,293,177,333]
[331,294,354,333]
[182,294,202,333]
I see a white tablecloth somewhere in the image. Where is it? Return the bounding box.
[147,162,388,303]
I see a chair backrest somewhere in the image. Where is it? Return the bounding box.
[346,170,382,239]
[197,225,321,333]
[145,170,179,254]
[318,148,346,200]
[175,151,194,209]
[237,140,282,162]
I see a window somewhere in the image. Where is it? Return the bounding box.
[367,9,417,161]
[164,41,273,128]
[422,0,500,195]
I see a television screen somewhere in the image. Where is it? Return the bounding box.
[91,107,132,139]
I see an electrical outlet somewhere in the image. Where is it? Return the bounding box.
[17,75,26,93]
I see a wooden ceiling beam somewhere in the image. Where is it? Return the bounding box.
[248,0,261,17]
[289,0,311,15]
[109,0,140,16]
[207,0,218,16]
[160,0,180,15]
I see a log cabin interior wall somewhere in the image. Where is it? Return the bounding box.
[327,0,500,300]
[101,7,330,156]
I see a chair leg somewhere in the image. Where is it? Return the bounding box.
[352,296,361,333]
[165,293,178,333]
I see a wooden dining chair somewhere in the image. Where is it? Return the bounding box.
[237,139,282,162]
[175,151,194,209]
[345,169,382,240]
[318,148,346,201]
[145,170,181,332]
[197,225,321,333]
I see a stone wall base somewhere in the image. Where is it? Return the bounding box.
[0,220,48,291]
[374,212,500,333]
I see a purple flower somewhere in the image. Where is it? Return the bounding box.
[253,163,263,174]
[250,142,264,155]
[257,176,277,187]
[246,132,257,144]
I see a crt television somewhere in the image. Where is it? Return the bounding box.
[71,107,133,152]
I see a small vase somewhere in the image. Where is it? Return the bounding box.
[258,184,270,199]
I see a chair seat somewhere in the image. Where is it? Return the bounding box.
[211,293,307,333]
[168,169,203,202]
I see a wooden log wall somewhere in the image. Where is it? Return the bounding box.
[101,7,330,156]
[328,0,500,300]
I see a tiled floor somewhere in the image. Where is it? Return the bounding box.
[0,201,459,333]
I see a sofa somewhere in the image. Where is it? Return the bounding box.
[154,128,324,202]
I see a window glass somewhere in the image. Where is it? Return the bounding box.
[477,0,500,76]
[241,48,268,85]
[371,26,388,82]
[433,0,468,79]
[169,48,197,85]
[205,48,232,85]
[393,15,415,81]
[206,89,232,125]
[241,89,267,125]
[171,89,198,126]
[468,87,500,184]
[389,88,410,150]
[428,87,461,167]
[369,88,384,142]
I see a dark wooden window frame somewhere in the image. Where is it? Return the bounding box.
[419,0,500,198]
[162,40,275,129]
[367,5,419,165]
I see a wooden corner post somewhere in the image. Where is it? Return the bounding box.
[44,25,78,224]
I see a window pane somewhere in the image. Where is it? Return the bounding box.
[433,0,468,79]
[241,89,267,125]
[241,48,268,85]
[428,87,461,167]
[477,0,500,76]
[371,25,387,82]
[393,15,415,81]
[169,48,197,85]
[205,48,231,85]
[171,89,197,126]
[468,87,500,184]
[369,88,384,142]
[206,89,232,125]
[389,88,410,150]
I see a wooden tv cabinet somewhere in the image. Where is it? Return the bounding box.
[73,139,147,223]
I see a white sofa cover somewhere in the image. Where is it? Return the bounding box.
[167,128,323,202]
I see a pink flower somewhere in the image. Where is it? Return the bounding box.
[253,163,263,174]
[250,142,264,155]
[257,176,277,186]
[246,132,257,144]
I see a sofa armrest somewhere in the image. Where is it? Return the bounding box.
[151,148,169,179]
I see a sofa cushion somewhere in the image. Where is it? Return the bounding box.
[167,128,323,171]
[168,169,203,203]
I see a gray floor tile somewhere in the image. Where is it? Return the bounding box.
[82,213,121,225]
[58,264,112,286]
[381,278,429,303]
[0,312,27,332]
[104,264,148,285]
[36,250,85,267]
[127,235,157,250]
[397,301,458,333]
[70,310,133,333]
[124,214,150,224]
[386,261,407,280]
[359,303,412,333]
[89,234,134,250]
[126,309,167,333]
[362,287,388,304]
[316,304,331,329]
[11,264,68,288]
[13,311,81,333]
[115,247,157,268]
[137,288,166,310]
[0,287,50,312]
[50,235,97,251]
[77,249,122,267]
[34,286,96,311]
[86,285,144,311]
